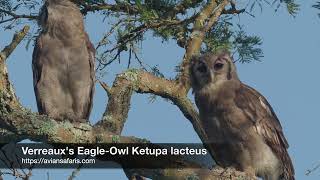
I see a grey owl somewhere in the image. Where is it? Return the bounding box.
[32,0,95,122]
[189,51,294,180]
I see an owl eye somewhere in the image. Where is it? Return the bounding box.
[214,63,224,70]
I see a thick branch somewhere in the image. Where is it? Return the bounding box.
[3,108,252,180]
[0,78,248,179]
[0,92,251,180]
[96,70,213,159]
[0,26,30,110]
[96,72,135,134]
[0,98,252,180]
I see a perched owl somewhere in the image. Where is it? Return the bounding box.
[32,0,95,122]
[189,51,294,180]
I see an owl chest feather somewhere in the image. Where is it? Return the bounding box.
[196,86,243,140]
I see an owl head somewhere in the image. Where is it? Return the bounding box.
[38,0,82,31]
[189,50,239,91]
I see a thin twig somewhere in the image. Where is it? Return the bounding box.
[306,161,320,176]
[0,9,37,25]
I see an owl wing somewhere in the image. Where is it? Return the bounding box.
[234,83,294,180]
[84,32,95,118]
[32,36,42,87]
[32,35,44,113]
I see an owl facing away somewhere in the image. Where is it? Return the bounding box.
[32,0,95,122]
[189,51,294,180]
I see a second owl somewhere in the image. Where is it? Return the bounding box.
[32,0,95,122]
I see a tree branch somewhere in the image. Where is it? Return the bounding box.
[0,26,30,110]
[0,98,252,180]
[95,71,135,134]
[0,9,37,24]
[96,68,202,135]
[96,70,217,162]
[0,26,30,62]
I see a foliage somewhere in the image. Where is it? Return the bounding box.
[0,0,299,72]
[233,25,263,63]
[0,0,39,18]
[203,18,263,63]
[247,0,299,16]
[0,0,11,13]
[277,0,299,16]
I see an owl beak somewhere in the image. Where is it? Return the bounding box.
[210,70,215,82]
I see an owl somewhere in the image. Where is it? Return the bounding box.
[32,0,95,122]
[189,51,294,180]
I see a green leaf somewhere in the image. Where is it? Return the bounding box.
[233,25,263,63]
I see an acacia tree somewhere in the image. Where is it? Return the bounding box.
[0,0,299,179]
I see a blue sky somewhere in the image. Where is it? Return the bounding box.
[1,0,320,179]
